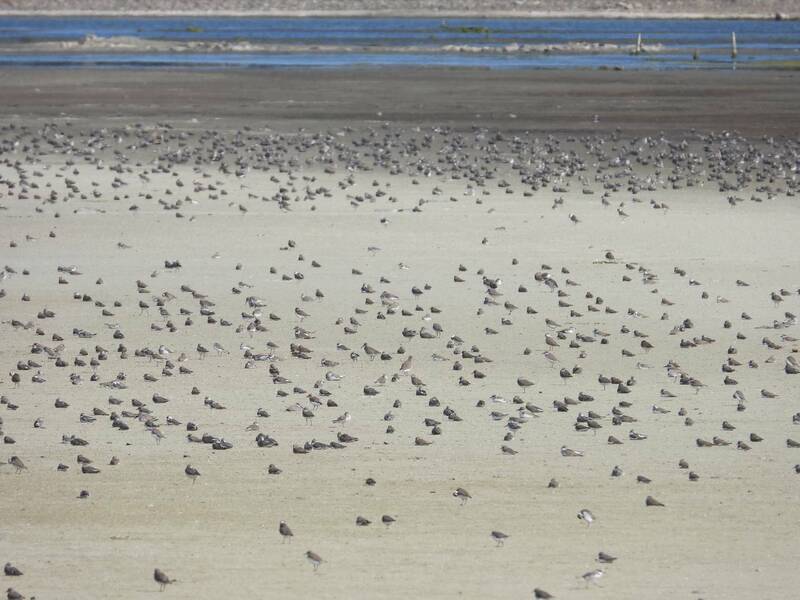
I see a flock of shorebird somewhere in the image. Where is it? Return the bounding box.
[0,121,799,598]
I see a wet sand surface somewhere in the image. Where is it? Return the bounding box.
[1,68,799,600]
[2,68,800,134]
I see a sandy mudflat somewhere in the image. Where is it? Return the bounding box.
[0,68,799,600]
[2,68,800,135]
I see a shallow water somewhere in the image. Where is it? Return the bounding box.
[0,16,797,69]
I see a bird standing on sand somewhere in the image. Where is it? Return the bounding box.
[8,456,26,474]
[453,487,472,505]
[184,464,200,484]
[381,515,396,527]
[306,550,323,570]
[361,343,380,360]
[279,521,294,542]
[597,552,617,563]
[582,569,604,585]
[154,568,175,591]
[399,355,413,374]
[517,377,534,392]
[491,530,509,546]
[332,411,351,424]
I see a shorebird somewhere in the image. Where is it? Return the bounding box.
[184,464,200,484]
[398,355,413,374]
[597,552,617,563]
[3,563,22,576]
[533,589,554,599]
[786,357,800,375]
[361,343,380,360]
[332,411,351,424]
[582,569,604,585]
[154,568,175,591]
[561,446,583,457]
[517,377,535,392]
[8,456,26,474]
[491,530,509,546]
[279,521,293,542]
[306,550,323,571]
[149,427,165,445]
[453,487,472,505]
[577,509,595,526]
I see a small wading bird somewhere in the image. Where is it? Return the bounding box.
[279,521,294,542]
[491,530,509,546]
[154,568,175,592]
[306,550,323,571]
[184,464,200,484]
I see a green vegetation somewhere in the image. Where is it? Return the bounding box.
[747,59,800,70]
[440,25,491,35]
